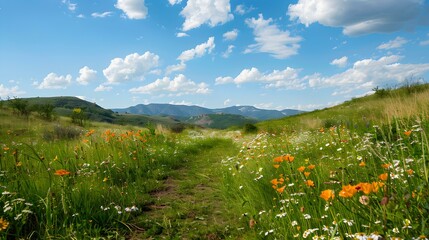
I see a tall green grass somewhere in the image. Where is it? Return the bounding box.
[222,117,429,239]
[0,108,229,238]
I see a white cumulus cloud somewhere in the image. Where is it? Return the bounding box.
[77,66,97,85]
[165,62,186,75]
[38,73,72,89]
[94,84,113,92]
[91,12,113,18]
[330,56,348,68]
[176,32,189,38]
[62,0,77,12]
[0,84,25,98]
[216,66,304,89]
[115,0,148,19]
[288,0,426,35]
[103,52,159,84]
[245,14,302,59]
[129,74,210,95]
[177,37,215,62]
[223,29,238,41]
[234,4,252,15]
[180,0,233,31]
[309,55,429,91]
[377,37,408,50]
[222,45,234,58]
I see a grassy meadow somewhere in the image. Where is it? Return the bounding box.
[1,84,429,239]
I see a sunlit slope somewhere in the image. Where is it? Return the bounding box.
[258,84,429,132]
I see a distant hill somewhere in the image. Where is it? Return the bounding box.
[119,103,212,118]
[186,113,258,129]
[24,96,116,123]
[13,97,185,129]
[112,104,304,121]
[212,106,303,120]
[10,97,266,130]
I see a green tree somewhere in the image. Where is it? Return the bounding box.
[71,108,86,126]
[32,104,55,121]
[8,97,30,117]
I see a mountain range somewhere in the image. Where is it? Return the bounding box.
[10,97,303,129]
[112,104,303,121]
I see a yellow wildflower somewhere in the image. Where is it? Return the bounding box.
[0,218,9,231]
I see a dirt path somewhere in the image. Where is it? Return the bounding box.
[129,138,240,239]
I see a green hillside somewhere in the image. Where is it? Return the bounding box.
[186,113,258,129]
[258,83,429,132]
[5,96,188,130]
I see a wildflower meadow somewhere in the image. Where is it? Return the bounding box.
[222,119,429,239]
[1,86,429,239]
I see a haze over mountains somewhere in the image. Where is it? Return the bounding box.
[112,104,304,121]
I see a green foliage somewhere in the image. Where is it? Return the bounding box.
[8,97,30,117]
[243,123,258,134]
[402,77,428,95]
[372,86,390,98]
[71,108,87,126]
[221,118,429,239]
[31,103,55,121]
[323,118,339,128]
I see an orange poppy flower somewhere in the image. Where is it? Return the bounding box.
[359,161,366,167]
[404,130,412,136]
[357,182,373,195]
[406,169,414,175]
[85,129,95,137]
[54,169,71,176]
[307,164,316,170]
[273,164,280,169]
[273,156,283,163]
[304,172,311,177]
[339,184,357,198]
[305,180,315,187]
[320,189,335,201]
[276,185,286,193]
[283,154,295,162]
[370,182,382,193]
[381,163,391,169]
[379,173,388,181]
[271,179,279,185]
[298,166,306,172]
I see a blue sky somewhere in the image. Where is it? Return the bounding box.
[1,0,429,110]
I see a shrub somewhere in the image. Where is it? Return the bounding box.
[43,125,82,141]
[372,86,390,98]
[243,123,258,133]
